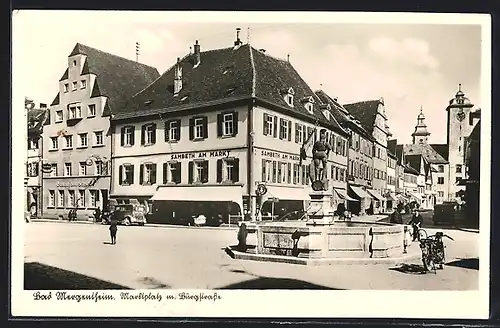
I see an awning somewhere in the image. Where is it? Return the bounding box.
[263,185,310,201]
[150,185,244,213]
[408,192,422,201]
[335,188,358,202]
[385,192,397,201]
[396,193,410,201]
[350,186,372,199]
[366,189,386,201]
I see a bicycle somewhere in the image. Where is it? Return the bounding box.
[418,230,454,273]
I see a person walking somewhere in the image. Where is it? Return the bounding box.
[93,207,101,223]
[408,208,424,241]
[109,211,118,245]
[390,206,403,224]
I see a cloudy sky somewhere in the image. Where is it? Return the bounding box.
[14,11,484,144]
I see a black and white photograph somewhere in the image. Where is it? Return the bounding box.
[11,11,490,318]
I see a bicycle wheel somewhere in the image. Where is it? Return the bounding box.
[423,255,434,273]
[417,228,428,240]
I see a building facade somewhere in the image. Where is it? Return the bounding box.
[110,35,349,223]
[462,115,480,226]
[41,43,159,219]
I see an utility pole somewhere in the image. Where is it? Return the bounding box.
[136,42,140,62]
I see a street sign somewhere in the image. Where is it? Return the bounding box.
[41,164,53,173]
[256,183,267,196]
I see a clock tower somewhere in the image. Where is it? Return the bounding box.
[446,84,475,201]
[412,106,431,145]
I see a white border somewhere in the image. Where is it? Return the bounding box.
[11,11,491,319]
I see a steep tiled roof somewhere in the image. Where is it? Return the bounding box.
[388,139,397,155]
[27,109,48,135]
[54,43,160,115]
[404,164,420,175]
[430,144,449,161]
[50,93,60,106]
[343,100,382,134]
[115,44,347,135]
[405,154,423,173]
[395,144,404,165]
[403,143,448,164]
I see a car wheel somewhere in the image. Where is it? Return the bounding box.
[123,218,131,226]
[138,222,145,226]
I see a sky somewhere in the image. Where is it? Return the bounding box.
[13,11,484,144]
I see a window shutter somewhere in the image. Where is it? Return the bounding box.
[216,159,223,183]
[130,165,134,184]
[202,161,209,183]
[163,163,168,184]
[130,126,135,145]
[141,125,146,145]
[232,111,238,136]
[118,165,123,184]
[217,114,223,137]
[295,123,300,143]
[202,116,208,139]
[263,113,268,135]
[233,159,239,182]
[175,120,181,140]
[188,161,194,184]
[151,124,157,144]
[165,121,171,142]
[262,159,266,182]
[303,128,307,145]
[174,162,181,183]
[151,164,157,184]
[273,116,278,138]
[120,127,125,146]
[287,163,291,183]
[139,164,144,185]
[287,121,292,141]
[279,118,284,139]
[189,118,195,140]
[272,161,276,183]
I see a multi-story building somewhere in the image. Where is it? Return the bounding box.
[344,98,390,212]
[41,43,159,219]
[26,103,49,216]
[110,33,350,222]
[386,149,398,211]
[405,154,432,209]
[315,90,375,215]
[462,112,480,226]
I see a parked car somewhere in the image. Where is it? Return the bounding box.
[433,201,458,226]
[102,204,147,226]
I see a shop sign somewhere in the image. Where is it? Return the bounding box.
[260,150,300,161]
[171,150,231,160]
[56,181,93,188]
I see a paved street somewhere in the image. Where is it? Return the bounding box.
[24,221,479,290]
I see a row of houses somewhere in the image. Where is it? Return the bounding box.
[25,30,481,222]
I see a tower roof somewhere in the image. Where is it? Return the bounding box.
[411,106,430,138]
[448,83,472,107]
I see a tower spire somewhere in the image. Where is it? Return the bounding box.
[411,106,430,144]
[458,83,462,92]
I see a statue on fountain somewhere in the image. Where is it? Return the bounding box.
[300,128,331,191]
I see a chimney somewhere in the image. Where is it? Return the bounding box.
[193,40,201,67]
[40,103,47,108]
[234,28,242,47]
[259,49,266,53]
[333,97,338,102]
[174,57,183,95]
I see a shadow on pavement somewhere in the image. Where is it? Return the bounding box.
[24,262,130,290]
[445,258,479,270]
[218,277,343,290]
[389,263,427,275]
[138,277,172,289]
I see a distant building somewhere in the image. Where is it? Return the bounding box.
[110,33,350,222]
[41,43,159,219]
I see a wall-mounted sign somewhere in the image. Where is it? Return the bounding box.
[171,150,231,161]
[56,181,93,188]
[256,183,267,196]
[260,150,300,161]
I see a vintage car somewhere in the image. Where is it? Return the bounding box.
[433,201,458,226]
[102,199,147,226]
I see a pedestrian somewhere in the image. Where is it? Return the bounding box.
[93,207,101,223]
[408,208,423,241]
[109,211,118,245]
[390,206,403,224]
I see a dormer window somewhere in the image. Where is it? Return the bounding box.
[305,102,313,113]
[286,94,294,107]
[281,87,295,107]
[73,60,76,66]
[301,96,315,113]
[322,109,330,120]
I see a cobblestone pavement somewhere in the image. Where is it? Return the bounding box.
[23,222,479,290]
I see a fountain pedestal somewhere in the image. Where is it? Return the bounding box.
[306,190,335,225]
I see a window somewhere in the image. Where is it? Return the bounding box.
[280,162,288,183]
[261,159,273,183]
[95,161,103,175]
[456,164,462,173]
[458,145,461,152]
[263,113,277,137]
[68,105,82,119]
[28,138,39,150]
[189,160,208,184]
[279,118,291,141]
[27,162,39,177]
[89,190,97,207]
[64,135,73,149]
[217,158,240,183]
[77,190,85,208]
[55,110,63,122]
[438,165,444,173]
[163,162,181,184]
[65,163,72,176]
[68,190,75,207]
[57,190,64,207]
[286,94,294,107]
[80,80,86,89]
[438,191,444,197]
[94,131,104,146]
[295,123,303,144]
[437,177,444,184]
[187,116,207,141]
[121,126,135,146]
[305,102,313,113]
[120,164,135,185]
[88,104,96,117]
[50,164,57,177]
[165,120,180,142]
[140,163,157,185]
[78,133,88,147]
[72,81,77,91]
[223,113,233,136]
[50,137,58,150]
[48,190,55,207]
[79,162,87,176]
[456,177,461,184]
[64,84,69,92]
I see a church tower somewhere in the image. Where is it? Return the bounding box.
[411,106,431,145]
[446,84,475,201]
